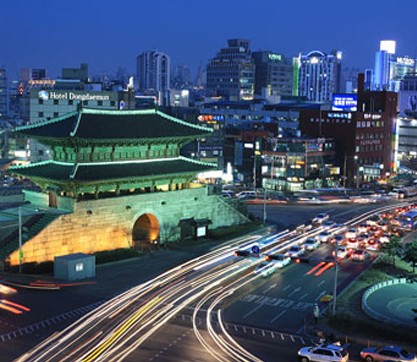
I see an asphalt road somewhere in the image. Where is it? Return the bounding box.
[1,199,412,361]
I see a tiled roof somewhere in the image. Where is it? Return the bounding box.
[10,157,217,182]
[16,108,212,140]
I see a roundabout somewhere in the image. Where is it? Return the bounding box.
[362,279,417,328]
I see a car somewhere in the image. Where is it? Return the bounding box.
[304,237,320,251]
[285,245,305,258]
[346,238,359,250]
[236,190,257,200]
[351,249,370,262]
[365,238,381,251]
[358,223,369,233]
[358,232,369,242]
[312,213,330,225]
[234,250,251,257]
[298,342,349,362]
[332,233,345,245]
[360,345,416,362]
[264,253,291,268]
[345,228,357,239]
[377,220,390,231]
[379,233,390,244]
[253,261,278,277]
[322,220,336,229]
[221,190,234,198]
[367,214,381,226]
[332,245,350,260]
[316,230,332,243]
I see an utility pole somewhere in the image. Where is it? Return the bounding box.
[18,206,23,273]
[332,237,339,316]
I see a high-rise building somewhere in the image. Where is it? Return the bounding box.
[172,64,191,89]
[373,40,416,92]
[20,68,47,82]
[206,39,255,101]
[0,69,8,119]
[252,51,294,97]
[296,50,342,102]
[136,50,170,95]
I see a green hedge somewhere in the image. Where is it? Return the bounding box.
[94,248,143,264]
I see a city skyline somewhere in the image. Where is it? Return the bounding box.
[2,0,417,80]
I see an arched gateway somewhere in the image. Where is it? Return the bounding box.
[5,108,248,266]
[132,213,160,249]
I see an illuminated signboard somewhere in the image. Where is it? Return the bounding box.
[396,57,415,66]
[268,53,282,62]
[332,93,357,111]
[38,90,110,101]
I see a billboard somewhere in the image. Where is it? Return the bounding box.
[332,94,357,111]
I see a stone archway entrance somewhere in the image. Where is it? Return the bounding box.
[132,213,160,250]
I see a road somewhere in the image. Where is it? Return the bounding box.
[3,198,414,361]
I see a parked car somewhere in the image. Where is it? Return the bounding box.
[264,253,291,268]
[312,213,330,225]
[285,245,305,258]
[236,190,257,200]
[221,190,234,198]
[298,342,349,362]
[304,237,320,251]
[351,249,370,262]
[253,261,277,277]
[360,345,416,362]
[346,238,359,250]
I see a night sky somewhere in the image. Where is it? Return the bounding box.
[2,0,417,80]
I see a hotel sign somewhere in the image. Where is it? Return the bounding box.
[38,90,110,101]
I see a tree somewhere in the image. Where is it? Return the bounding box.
[403,241,417,273]
[382,235,402,267]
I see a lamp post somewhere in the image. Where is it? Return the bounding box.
[354,155,359,189]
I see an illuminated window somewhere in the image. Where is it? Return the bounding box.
[75,263,84,272]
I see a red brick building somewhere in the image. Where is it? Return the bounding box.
[299,74,397,187]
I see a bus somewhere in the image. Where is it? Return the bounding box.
[398,209,417,230]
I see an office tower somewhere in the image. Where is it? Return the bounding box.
[373,44,392,91]
[252,51,294,97]
[373,40,416,92]
[297,50,342,102]
[206,39,255,101]
[137,50,170,94]
[0,69,8,118]
[172,64,191,89]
